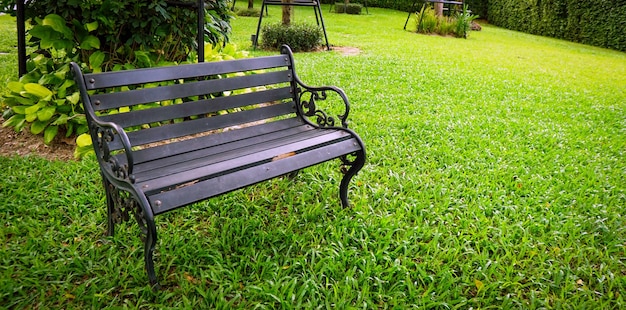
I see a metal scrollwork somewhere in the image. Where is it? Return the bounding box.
[298,88,338,127]
[108,184,148,239]
[94,126,131,181]
[340,152,360,174]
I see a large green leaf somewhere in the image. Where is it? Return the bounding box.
[30,120,49,135]
[80,35,101,50]
[23,83,53,99]
[76,133,93,148]
[28,25,55,40]
[25,113,38,122]
[7,82,24,93]
[44,125,59,144]
[2,114,25,129]
[52,114,70,126]
[89,51,106,70]
[42,14,73,39]
[37,106,57,122]
[25,102,44,115]
[66,92,81,105]
[85,21,99,33]
[11,106,29,115]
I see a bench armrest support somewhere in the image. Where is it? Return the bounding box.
[296,84,351,128]
[281,45,352,129]
[70,62,135,182]
[88,119,135,182]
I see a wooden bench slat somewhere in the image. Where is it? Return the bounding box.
[109,103,296,149]
[131,123,318,174]
[83,55,290,89]
[147,138,361,215]
[91,70,292,111]
[99,87,293,128]
[133,126,338,181]
[130,118,306,164]
[137,130,353,192]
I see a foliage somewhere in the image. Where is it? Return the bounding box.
[234,7,262,17]
[454,5,479,38]
[334,2,363,14]
[1,0,232,147]
[487,0,626,52]
[260,22,323,52]
[414,5,478,38]
[1,14,97,143]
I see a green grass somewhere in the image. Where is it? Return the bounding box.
[2,4,626,308]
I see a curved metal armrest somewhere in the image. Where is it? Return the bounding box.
[280,45,353,129]
[71,61,135,182]
[88,116,136,182]
[295,83,352,128]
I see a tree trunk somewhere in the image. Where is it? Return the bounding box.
[282,0,292,26]
[248,0,253,9]
[435,3,443,16]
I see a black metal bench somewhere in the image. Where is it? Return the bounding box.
[71,45,366,288]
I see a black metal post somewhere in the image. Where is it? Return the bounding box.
[197,0,204,62]
[17,0,27,76]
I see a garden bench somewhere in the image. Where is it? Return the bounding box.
[70,45,366,288]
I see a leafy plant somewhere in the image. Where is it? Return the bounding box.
[1,0,232,152]
[416,5,437,33]
[1,14,99,143]
[454,5,479,38]
[413,4,478,38]
[334,2,363,14]
[261,22,323,52]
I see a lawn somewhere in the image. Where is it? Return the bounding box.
[1,4,626,308]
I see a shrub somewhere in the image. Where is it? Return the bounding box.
[454,5,479,38]
[334,3,363,14]
[235,8,261,17]
[345,3,363,14]
[416,6,438,34]
[413,4,478,38]
[260,22,323,52]
[0,0,233,149]
[334,2,346,13]
[486,0,625,52]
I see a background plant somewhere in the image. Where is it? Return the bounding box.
[1,0,232,146]
[413,4,478,38]
[260,22,323,52]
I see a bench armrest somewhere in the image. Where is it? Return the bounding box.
[71,62,135,182]
[87,117,136,182]
[281,45,352,129]
[296,83,352,128]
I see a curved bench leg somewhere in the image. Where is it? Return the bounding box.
[103,178,116,237]
[145,227,160,289]
[339,150,366,208]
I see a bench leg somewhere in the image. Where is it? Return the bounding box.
[103,178,116,237]
[131,194,160,289]
[339,150,366,207]
[144,226,159,289]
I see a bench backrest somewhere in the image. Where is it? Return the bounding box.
[73,52,298,152]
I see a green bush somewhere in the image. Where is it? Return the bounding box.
[260,23,323,52]
[345,3,363,14]
[487,0,626,52]
[235,8,261,17]
[414,5,478,38]
[0,0,233,149]
[334,2,363,14]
